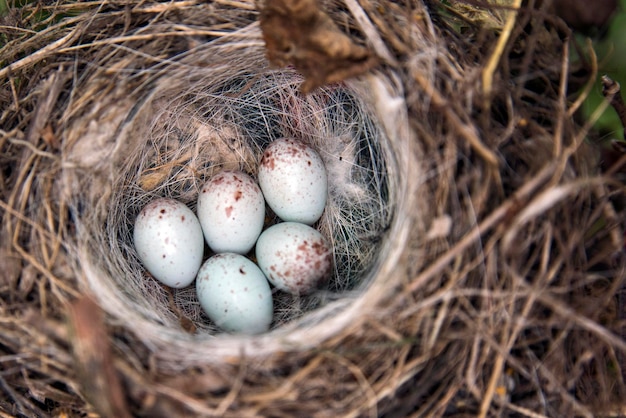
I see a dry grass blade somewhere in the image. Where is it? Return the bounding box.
[482,0,522,108]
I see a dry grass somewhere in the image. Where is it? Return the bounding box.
[1,0,625,416]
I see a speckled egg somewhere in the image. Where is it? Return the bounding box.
[197,170,265,254]
[133,198,204,288]
[196,253,273,334]
[258,138,328,225]
[255,222,332,295]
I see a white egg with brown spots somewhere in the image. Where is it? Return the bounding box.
[133,198,204,288]
[196,253,273,334]
[258,138,328,225]
[255,222,332,295]
[197,170,265,254]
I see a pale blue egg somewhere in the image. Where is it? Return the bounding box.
[256,222,332,295]
[258,138,327,225]
[133,198,204,288]
[196,253,273,334]
[197,171,265,254]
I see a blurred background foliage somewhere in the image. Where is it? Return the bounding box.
[581,0,626,142]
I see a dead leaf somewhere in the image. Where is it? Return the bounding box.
[548,0,618,32]
[426,215,452,240]
[138,167,171,191]
[18,263,37,298]
[0,246,22,290]
[41,123,59,149]
[159,368,231,395]
[167,287,197,334]
[68,296,132,418]
[25,66,71,146]
[259,0,379,93]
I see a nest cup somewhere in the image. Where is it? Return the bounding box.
[64,29,410,361]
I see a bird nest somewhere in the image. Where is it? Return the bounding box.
[1,0,625,417]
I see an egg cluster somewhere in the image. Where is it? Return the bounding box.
[132,138,332,334]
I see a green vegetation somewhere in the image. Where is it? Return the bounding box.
[582,0,626,141]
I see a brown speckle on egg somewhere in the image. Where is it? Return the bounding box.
[261,153,276,170]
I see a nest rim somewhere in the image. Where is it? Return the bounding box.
[61,29,418,365]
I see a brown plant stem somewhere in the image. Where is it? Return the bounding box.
[601,75,626,134]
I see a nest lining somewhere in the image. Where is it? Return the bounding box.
[62,31,410,359]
